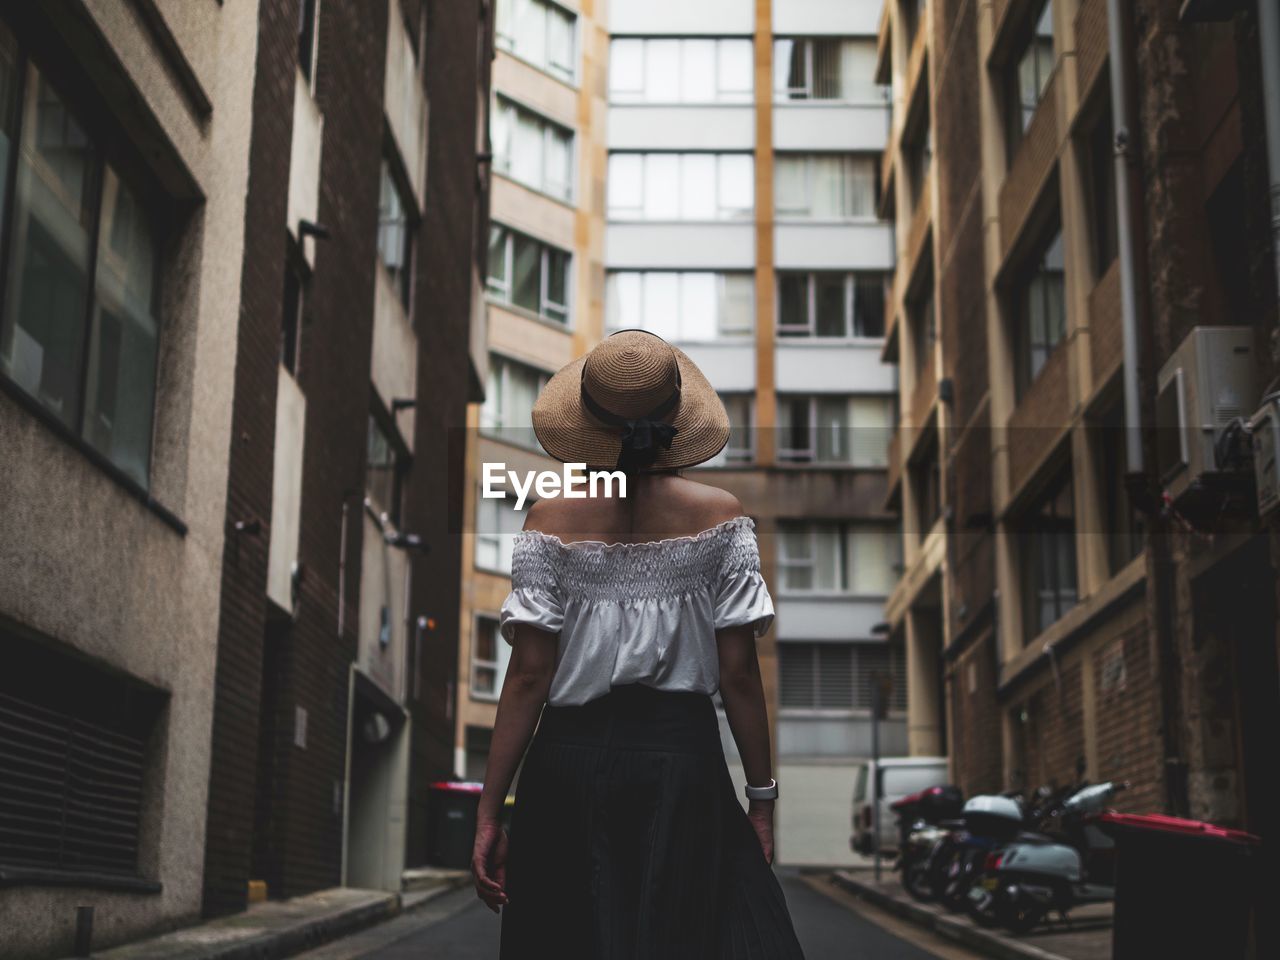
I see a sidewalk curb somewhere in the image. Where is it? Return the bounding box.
[830,871,1071,960]
[401,873,472,914]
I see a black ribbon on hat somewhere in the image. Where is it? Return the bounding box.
[580,366,682,472]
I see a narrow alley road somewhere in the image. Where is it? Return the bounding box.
[297,870,981,960]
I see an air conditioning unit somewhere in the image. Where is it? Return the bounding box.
[1155,326,1257,503]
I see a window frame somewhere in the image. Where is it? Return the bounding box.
[365,406,409,526]
[606,152,755,222]
[777,520,900,597]
[486,224,573,327]
[470,613,511,701]
[492,95,576,203]
[604,270,755,341]
[377,152,417,311]
[0,34,168,497]
[772,37,885,104]
[495,0,580,86]
[776,271,888,339]
[1013,220,1067,396]
[480,352,552,450]
[777,394,894,468]
[1003,0,1056,163]
[1017,463,1078,641]
[774,152,879,221]
[608,37,754,104]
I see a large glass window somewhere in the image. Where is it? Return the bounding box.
[777,272,886,338]
[480,353,550,449]
[1005,0,1055,160]
[606,271,753,340]
[773,38,882,102]
[471,615,512,699]
[779,641,906,712]
[779,395,894,467]
[778,522,900,595]
[377,157,415,309]
[492,97,574,201]
[1019,466,1077,639]
[775,154,878,219]
[486,224,571,325]
[0,45,161,489]
[1015,225,1066,393]
[607,153,754,221]
[475,494,528,574]
[609,38,753,103]
[366,413,404,524]
[495,0,577,83]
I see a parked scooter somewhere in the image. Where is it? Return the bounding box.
[890,785,963,902]
[932,793,1028,912]
[967,781,1128,933]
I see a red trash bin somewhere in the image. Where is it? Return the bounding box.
[1099,813,1261,960]
[426,780,484,870]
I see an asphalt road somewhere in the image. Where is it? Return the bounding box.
[301,870,971,960]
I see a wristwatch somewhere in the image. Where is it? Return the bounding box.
[744,778,779,801]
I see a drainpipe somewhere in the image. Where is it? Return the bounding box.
[1106,0,1143,474]
[1259,0,1280,300]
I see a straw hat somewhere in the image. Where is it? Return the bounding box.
[532,330,730,471]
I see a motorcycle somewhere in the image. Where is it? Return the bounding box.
[966,781,1128,934]
[932,793,1028,912]
[889,785,963,903]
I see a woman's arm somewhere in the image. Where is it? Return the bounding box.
[471,625,558,911]
[716,625,777,864]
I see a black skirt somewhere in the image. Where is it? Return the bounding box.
[500,684,806,960]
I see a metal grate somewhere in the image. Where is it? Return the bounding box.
[779,642,907,712]
[0,691,146,877]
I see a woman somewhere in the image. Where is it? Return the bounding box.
[471,330,806,959]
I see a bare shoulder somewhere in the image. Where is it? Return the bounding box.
[666,477,745,527]
[523,496,566,532]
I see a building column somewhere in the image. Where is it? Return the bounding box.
[906,603,943,755]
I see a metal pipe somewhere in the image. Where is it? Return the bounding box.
[1105,0,1143,472]
[1259,0,1280,298]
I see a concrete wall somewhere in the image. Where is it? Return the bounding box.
[0,0,260,952]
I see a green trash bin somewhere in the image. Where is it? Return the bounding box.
[426,780,484,869]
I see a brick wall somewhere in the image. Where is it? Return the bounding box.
[1006,338,1069,497]
[201,0,299,919]
[948,631,1004,797]
[1093,621,1164,813]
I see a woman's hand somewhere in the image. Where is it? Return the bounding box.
[471,818,510,912]
[747,798,775,865]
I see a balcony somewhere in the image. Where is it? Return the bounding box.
[775,340,895,394]
[774,221,895,271]
[999,68,1061,262]
[774,102,889,153]
[606,222,756,269]
[775,595,889,642]
[609,105,755,151]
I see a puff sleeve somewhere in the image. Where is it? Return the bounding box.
[713,520,775,638]
[499,534,565,643]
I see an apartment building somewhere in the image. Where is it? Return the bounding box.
[878,4,1280,930]
[200,0,492,920]
[454,0,901,866]
[454,0,609,780]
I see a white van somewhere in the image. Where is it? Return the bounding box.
[850,757,949,854]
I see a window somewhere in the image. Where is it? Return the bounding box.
[1095,403,1143,575]
[475,494,528,574]
[778,641,907,712]
[773,38,882,102]
[280,244,306,374]
[908,281,936,376]
[486,225,571,325]
[492,97,574,201]
[377,158,415,309]
[699,393,753,467]
[1005,0,1055,160]
[778,272,886,338]
[901,0,927,49]
[610,38,753,103]
[906,120,932,209]
[778,522,900,595]
[607,153,754,221]
[471,615,512,700]
[481,353,550,449]
[1014,224,1066,393]
[0,632,166,883]
[775,154,878,219]
[0,42,162,489]
[909,428,941,539]
[606,271,754,340]
[298,0,319,85]
[1019,466,1077,638]
[366,414,404,523]
[1087,109,1118,280]
[496,0,577,83]
[779,395,894,467]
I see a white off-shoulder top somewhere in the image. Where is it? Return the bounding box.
[498,515,775,707]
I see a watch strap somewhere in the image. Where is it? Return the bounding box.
[744,778,779,801]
